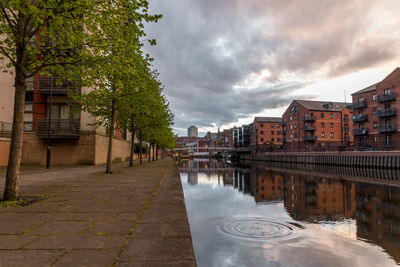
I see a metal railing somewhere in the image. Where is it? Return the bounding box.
[352,100,367,109]
[378,124,397,133]
[377,92,396,102]
[352,114,368,122]
[302,125,317,131]
[36,119,80,138]
[302,135,317,141]
[301,116,317,122]
[377,108,396,118]
[353,128,368,135]
[38,74,77,94]
[383,140,395,148]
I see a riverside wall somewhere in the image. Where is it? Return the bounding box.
[239,151,400,169]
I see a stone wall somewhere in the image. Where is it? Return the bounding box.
[0,138,10,166]
[94,133,135,165]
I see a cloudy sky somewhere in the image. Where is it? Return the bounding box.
[144,0,400,136]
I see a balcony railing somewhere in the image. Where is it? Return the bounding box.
[353,128,368,135]
[377,109,396,118]
[302,135,317,141]
[36,119,80,139]
[352,114,368,122]
[378,124,397,133]
[301,116,317,122]
[38,74,78,94]
[377,93,396,103]
[302,125,317,131]
[352,101,367,109]
[383,140,395,148]
[343,127,350,132]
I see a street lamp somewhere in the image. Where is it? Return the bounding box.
[46,74,53,169]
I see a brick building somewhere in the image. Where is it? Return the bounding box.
[351,67,400,150]
[250,117,283,152]
[281,100,353,152]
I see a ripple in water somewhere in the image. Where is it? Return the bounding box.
[220,218,298,241]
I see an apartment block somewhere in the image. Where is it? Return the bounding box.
[250,117,283,152]
[351,68,400,150]
[281,100,353,152]
[0,70,136,166]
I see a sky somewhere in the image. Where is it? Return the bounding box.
[144,0,400,137]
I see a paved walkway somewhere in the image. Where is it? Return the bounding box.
[0,159,196,266]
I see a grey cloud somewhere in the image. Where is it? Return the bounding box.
[144,0,400,134]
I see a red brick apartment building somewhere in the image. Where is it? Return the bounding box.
[351,67,400,150]
[281,100,353,152]
[251,117,283,152]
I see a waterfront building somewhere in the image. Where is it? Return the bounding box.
[351,67,400,150]
[281,100,353,152]
[250,117,283,152]
[187,126,198,138]
[0,71,136,166]
[233,124,251,148]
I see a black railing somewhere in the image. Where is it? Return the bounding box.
[383,140,395,148]
[377,109,396,118]
[302,116,317,122]
[352,101,367,109]
[352,114,368,122]
[302,125,317,131]
[377,93,396,102]
[378,124,397,133]
[36,119,80,139]
[353,128,368,135]
[38,74,77,94]
[302,135,317,141]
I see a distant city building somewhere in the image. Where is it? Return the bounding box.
[187,126,198,138]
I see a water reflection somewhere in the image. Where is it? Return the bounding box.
[180,159,400,266]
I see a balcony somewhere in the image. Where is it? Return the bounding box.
[343,117,350,123]
[302,125,317,131]
[378,124,397,133]
[352,114,368,122]
[377,92,396,103]
[377,108,396,118]
[353,128,368,136]
[278,129,286,135]
[352,100,367,109]
[302,135,317,141]
[383,140,395,148]
[36,119,80,139]
[38,74,78,95]
[301,116,317,122]
[343,127,350,132]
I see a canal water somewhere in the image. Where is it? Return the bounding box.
[179,159,400,267]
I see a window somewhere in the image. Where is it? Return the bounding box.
[271,124,274,128]
[271,131,275,135]
[260,123,264,127]
[260,130,264,134]
[372,108,376,115]
[294,133,297,138]
[321,122,325,128]
[330,132,334,138]
[261,138,264,142]
[358,96,364,103]
[329,113,333,119]
[321,132,325,137]
[290,116,293,121]
[373,122,378,129]
[271,138,274,142]
[321,113,325,118]
[290,125,293,130]
[24,102,33,131]
[372,94,377,101]
[384,88,391,95]
[373,136,377,142]
[330,123,334,128]
[336,113,339,118]
[294,124,297,129]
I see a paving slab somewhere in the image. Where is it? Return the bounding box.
[0,159,196,266]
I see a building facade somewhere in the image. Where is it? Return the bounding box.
[250,117,283,152]
[187,126,198,138]
[281,100,353,152]
[351,68,400,150]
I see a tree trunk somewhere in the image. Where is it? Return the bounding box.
[105,98,115,174]
[152,143,155,161]
[139,131,142,165]
[129,125,135,167]
[148,141,151,162]
[156,144,159,161]
[3,64,26,201]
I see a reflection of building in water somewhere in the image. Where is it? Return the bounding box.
[233,169,252,194]
[251,167,284,202]
[187,171,198,185]
[355,184,400,263]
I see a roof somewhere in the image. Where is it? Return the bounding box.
[351,83,378,96]
[294,100,348,112]
[253,117,282,123]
